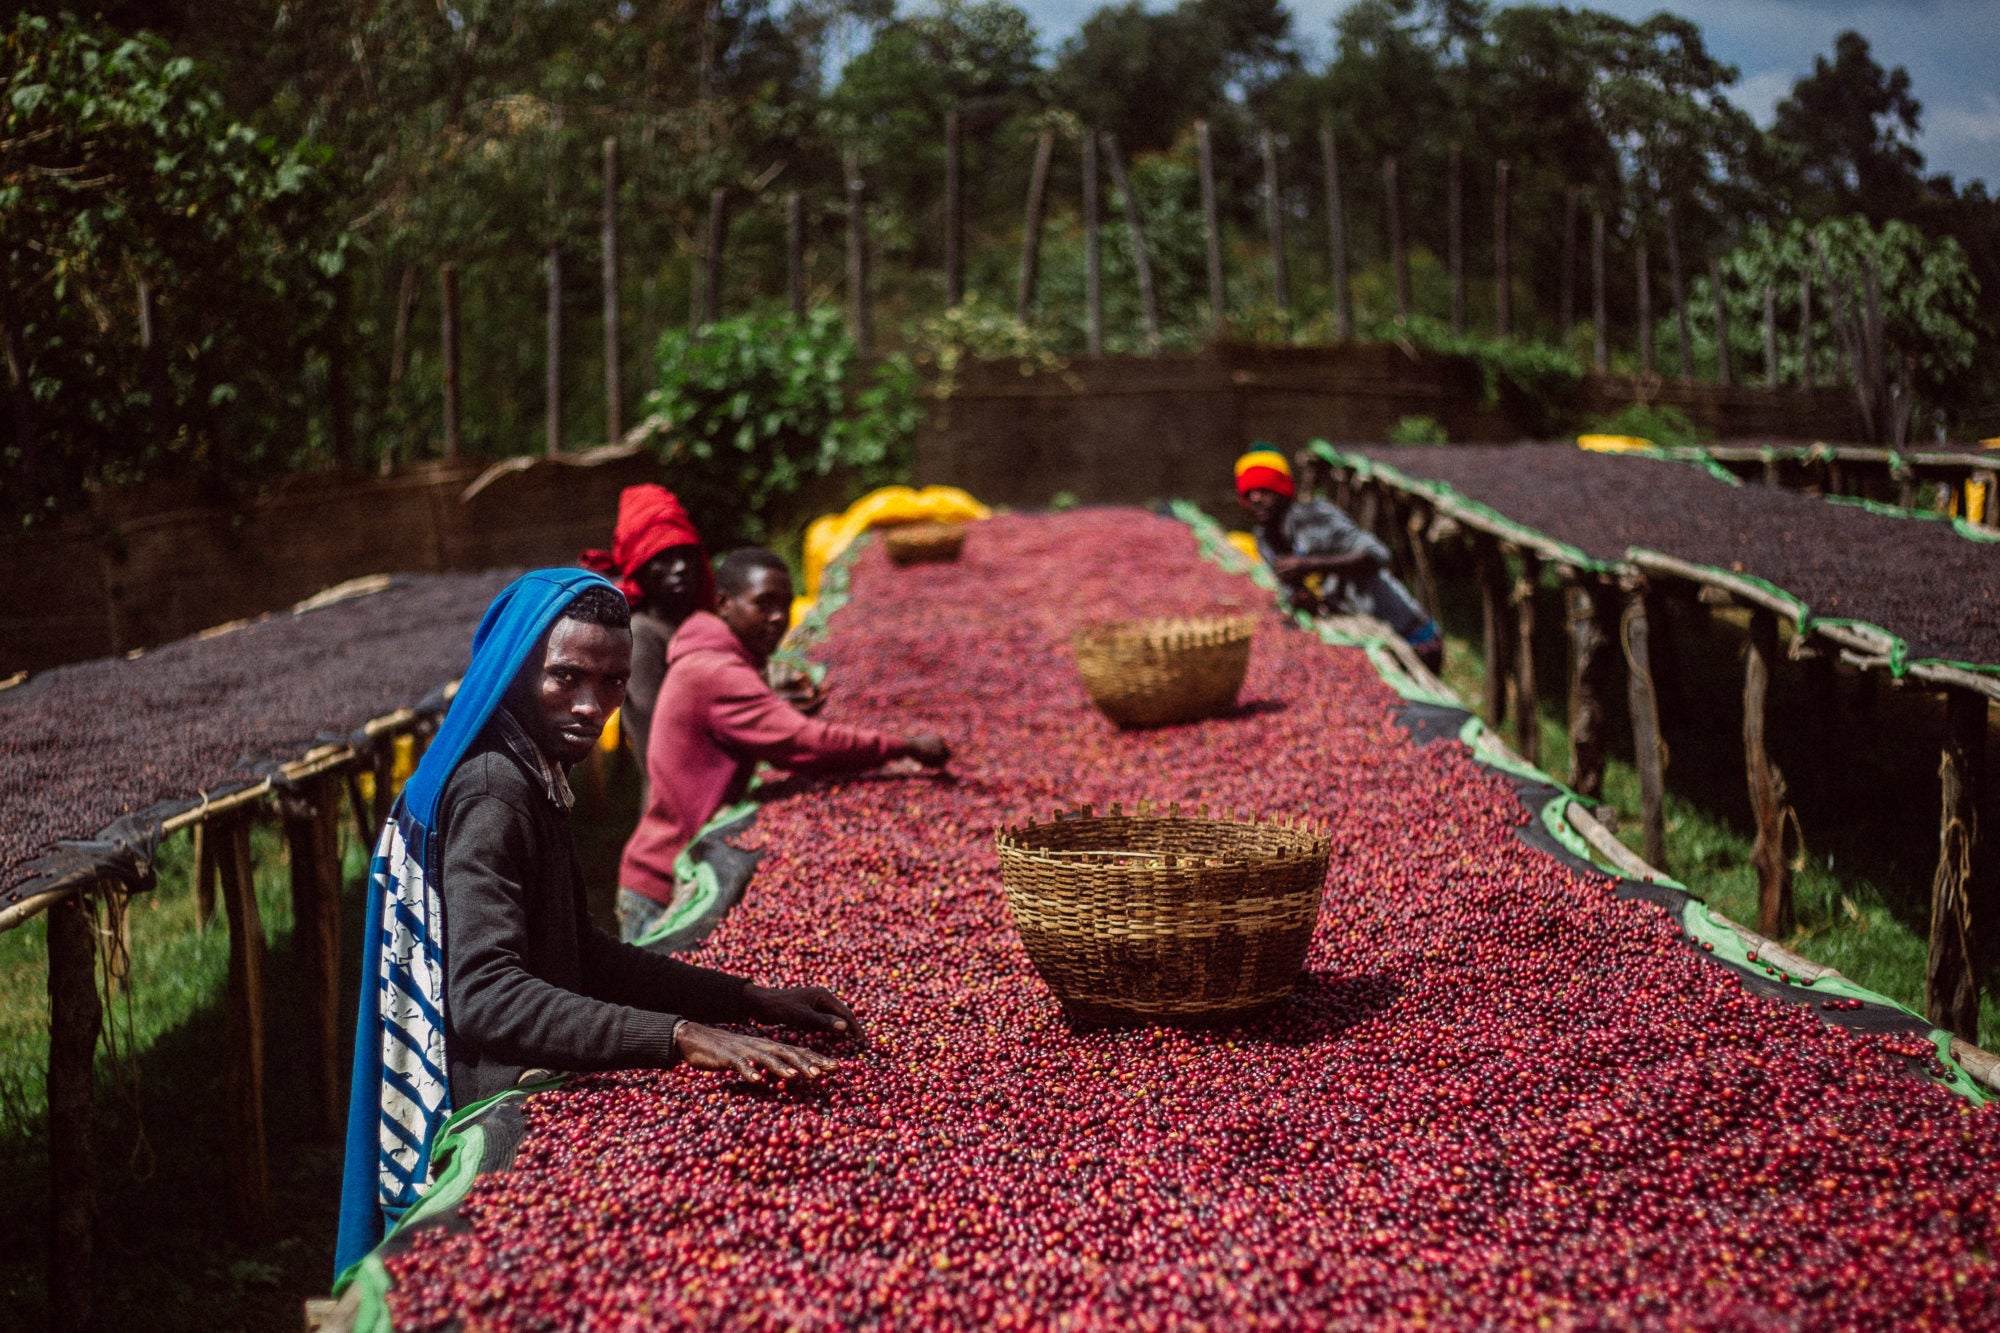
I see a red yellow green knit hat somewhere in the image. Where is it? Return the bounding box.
[1234,448,1295,499]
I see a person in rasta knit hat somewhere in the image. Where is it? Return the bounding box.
[1234,447,1443,670]
[581,484,715,776]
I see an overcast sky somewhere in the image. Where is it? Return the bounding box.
[1010,0,2000,191]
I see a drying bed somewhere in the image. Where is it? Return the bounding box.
[1346,443,2000,670]
[360,510,1999,1331]
[0,570,517,907]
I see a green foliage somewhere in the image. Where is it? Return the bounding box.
[905,294,1070,398]
[1387,414,1449,445]
[1,13,337,525]
[1385,315,1585,436]
[640,307,922,547]
[1589,402,1700,448]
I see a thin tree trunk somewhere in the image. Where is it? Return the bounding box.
[1591,207,1608,371]
[1196,119,1226,335]
[846,155,871,353]
[545,244,563,456]
[1,242,34,482]
[1448,143,1465,335]
[1493,160,1511,337]
[1260,129,1289,314]
[1711,258,1732,386]
[1082,129,1103,356]
[944,104,964,308]
[327,280,354,468]
[439,262,462,460]
[1764,285,1780,389]
[1635,234,1653,376]
[787,190,806,319]
[602,137,622,443]
[1559,187,1578,341]
[1666,201,1691,378]
[1799,269,1815,390]
[1385,156,1409,320]
[388,263,417,387]
[1321,122,1353,340]
[1102,133,1160,352]
[1017,130,1053,323]
[703,187,728,326]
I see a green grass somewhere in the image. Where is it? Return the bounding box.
[1427,557,2000,1048]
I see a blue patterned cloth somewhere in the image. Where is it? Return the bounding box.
[333,568,617,1278]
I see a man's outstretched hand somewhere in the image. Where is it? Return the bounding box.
[742,983,868,1045]
[902,734,952,768]
[674,1022,839,1083]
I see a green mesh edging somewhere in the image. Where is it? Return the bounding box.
[1177,500,1989,1106]
[1820,492,2000,545]
[630,799,761,949]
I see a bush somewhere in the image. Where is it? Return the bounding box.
[637,307,922,547]
[1589,402,1701,448]
[1381,315,1585,438]
[1387,414,1449,445]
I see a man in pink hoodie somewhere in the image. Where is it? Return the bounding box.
[617,548,950,941]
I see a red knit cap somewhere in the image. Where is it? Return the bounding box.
[579,485,712,608]
[1234,448,1295,499]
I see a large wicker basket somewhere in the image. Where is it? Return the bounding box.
[1071,616,1256,727]
[883,521,967,566]
[995,803,1330,1026]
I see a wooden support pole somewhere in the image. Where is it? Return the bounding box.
[1493,160,1511,338]
[1101,133,1160,352]
[439,262,462,460]
[1082,129,1103,356]
[1763,285,1779,390]
[192,821,217,932]
[1559,187,1578,341]
[1017,130,1054,323]
[101,890,131,996]
[1404,503,1441,625]
[1665,201,1690,378]
[1744,609,1792,940]
[387,264,417,390]
[1929,687,1986,1040]
[1565,580,1610,800]
[371,743,395,831]
[1514,552,1541,766]
[344,768,374,848]
[602,137,621,444]
[845,154,871,354]
[1321,123,1353,340]
[1476,536,1511,729]
[1635,234,1653,376]
[786,190,806,319]
[1448,143,1465,335]
[545,243,563,456]
[215,816,270,1234]
[1260,128,1289,314]
[283,778,346,1143]
[703,187,728,326]
[1591,208,1608,372]
[1711,258,1732,387]
[1196,120,1226,335]
[944,104,964,308]
[1621,588,1668,868]
[1384,156,1410,320]
[47,890,100,1333]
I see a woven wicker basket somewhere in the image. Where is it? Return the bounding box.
[995,803,1330,1026]
[1071,616,1256,727]
[883,521,967,566]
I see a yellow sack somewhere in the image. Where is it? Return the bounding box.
[1226,531,1262,563]
[1577,434,1653,453]
[801,484,991,596]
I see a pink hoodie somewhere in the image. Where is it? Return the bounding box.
[619,610,898,905]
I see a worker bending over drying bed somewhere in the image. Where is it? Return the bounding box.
[1235,448,1444,671]
[617,547,950,943]
[335,570,862,1276]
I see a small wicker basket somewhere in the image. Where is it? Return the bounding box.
[995,802,1330,1026]
[883,521,967,566]
[1071,616,1256,727]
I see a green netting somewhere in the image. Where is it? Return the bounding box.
[1821,492,2000,545]
[629,799,762,950]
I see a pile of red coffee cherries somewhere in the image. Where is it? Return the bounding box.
[383,510,2000,1331]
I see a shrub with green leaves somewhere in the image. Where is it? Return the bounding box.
[1589,402,1700,448]
[1387,414,1449,445]
[1383,316,1585,437]
[639,307,922,548]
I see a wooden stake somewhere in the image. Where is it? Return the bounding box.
[1384,156,1410,320]
[944,105,964,308]
[1260,129,1289,314]
[1798,269,1815,390]
[1101,133,1160,352]
[1017,130,1054,323]
[1928,687,1985,1040]
[1404,503,1441,624]
[344,768,373,848]
[1622,588,1668,868]
[1082,129,1103,356]
[1476,536,1511,729]
[388,263,417,389]
[602,137,622,444]
[786,190,806,319]
[192,821,217,932]
[846,154,871,353]
[1565,580,1610,800]
[372,743,395,831]
[1591,207,1608,371]
[1744,609,1792,939]
[1514,552,1541,765]
[439,262,462,460]
[1665,201,1690,377]
[1448,143,1465,335]
[1763,285,1779,389]
[1493,160,1511,337]
[703,187,728,326]
[1635,234,1653,376]
[1711,258,1732,387]
[216,816,270,1234]
[545,243,563,456]
[282,779,346,1142]
[1559,187,1578,341]
[48,890,100,1333]
[1196,120,1226,335]
[1320,122,1353,340]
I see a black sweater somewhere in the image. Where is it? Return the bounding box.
[436,727,750,1105]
